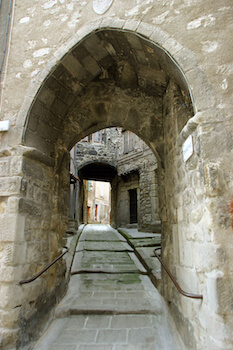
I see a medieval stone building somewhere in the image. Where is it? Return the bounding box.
[0,1,233,349]
[72,127,160,231]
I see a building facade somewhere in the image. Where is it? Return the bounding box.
[85,179,111,224]
[75,128,160,232]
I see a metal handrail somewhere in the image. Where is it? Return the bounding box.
[19,247,69,285]
[154,247,203,300]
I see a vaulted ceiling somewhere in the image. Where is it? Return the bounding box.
[24,29,193,159]
[79,161,117,182]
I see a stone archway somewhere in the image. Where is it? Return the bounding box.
[16,27,195,347]
[4,22,229,349]
[78,160,117,226]
[22,28,195,157]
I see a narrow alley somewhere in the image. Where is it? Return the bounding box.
[33,225,184,350]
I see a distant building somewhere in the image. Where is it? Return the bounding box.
[85,180,110,224]
[72,128,160,233]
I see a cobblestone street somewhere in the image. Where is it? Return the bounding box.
[34,225,184,350]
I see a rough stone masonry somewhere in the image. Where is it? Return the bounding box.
[0,1,232,349]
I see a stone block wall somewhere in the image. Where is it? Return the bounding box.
[76,128,161,232]
[161,79,233,349]
[161,80,203,347]
[0,147,71,348]
[76,128,120,170]
[18,153,68,346]
[139,166,160,232]
[116,171,139,228]
[116,138,160,231]
[0,150,25,347]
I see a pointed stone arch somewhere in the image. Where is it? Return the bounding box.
[17,18,215,144]
[12,19,218,349]
[18,19,212,151]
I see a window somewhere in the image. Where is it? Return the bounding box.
[88,180,93,191]
[82,135,92,142]
[123,130,134,153]
[100,182,104,197]
[82,132,102,143]
[93,131,101,143]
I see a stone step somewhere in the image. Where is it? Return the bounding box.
[33,225,185,350]
[55,274,163,318]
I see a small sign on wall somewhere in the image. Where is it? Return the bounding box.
[182,135,193,162]
[0,120,10,131]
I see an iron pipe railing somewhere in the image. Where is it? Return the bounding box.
[19,247,69,285]
[154,247,203,300]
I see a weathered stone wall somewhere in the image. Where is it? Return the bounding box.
[1,1,232,122]
[117,135,160,232]
[0,148,25,347]
[0,1,232,349]
[116,166,160,232]
[117,171,139,228]
[139,166,160,232]
[162,79,233,349]
[75,128,119,226]
[17,153,69,347]
[162,80,202,348]
[76,128,120,170]
[0,149,69,348]
[76,128,160,232]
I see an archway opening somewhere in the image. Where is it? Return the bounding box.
[22,28,194,159]
[72,127,160,232]
[85,180,111,224]
[19,28,195,346]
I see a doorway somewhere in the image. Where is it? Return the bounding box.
[129,189,138,224]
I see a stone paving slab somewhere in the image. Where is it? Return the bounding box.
[80,225,127,242]
[76,240,133,251]
[136,247,162,279]
[34,314,176,350]
[118,228,161,247]
[118,228,162,283]
[72,232,146,274]
[118,227,160,238]
[129,236,161,247]
[55,274,163,318]
[34,225,185,350]
[71,251,142,273]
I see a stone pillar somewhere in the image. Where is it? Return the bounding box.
[0,145,71,347]
[138,166,161,233]
[0,160,25,346]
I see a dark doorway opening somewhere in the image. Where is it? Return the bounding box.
[87,206,91,223]
[129,189,138,224]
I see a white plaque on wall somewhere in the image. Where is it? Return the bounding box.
[182,135,193,162]
[93,0,114,14]
[0,120,10,131]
